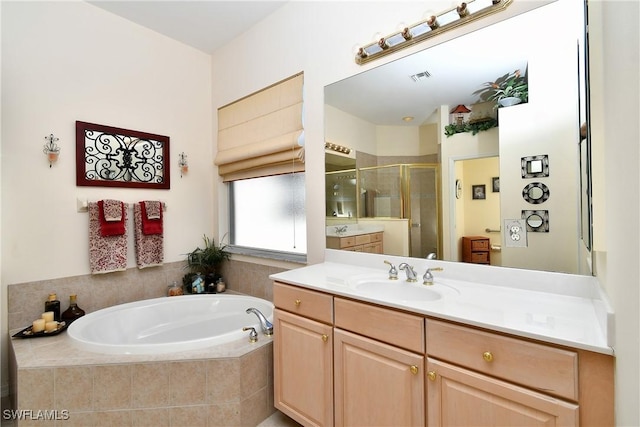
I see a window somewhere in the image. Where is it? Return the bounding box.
[229,173,306,262]
[216,73,306,262]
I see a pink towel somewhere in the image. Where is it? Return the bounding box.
[134,202,164,269]
[88,202,127,274]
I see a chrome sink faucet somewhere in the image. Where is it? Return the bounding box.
[246,308,273,336]
[423,267,444,286]
[398,263,418,282]
[384,260,398,280]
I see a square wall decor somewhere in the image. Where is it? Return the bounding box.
[521,154,549,178]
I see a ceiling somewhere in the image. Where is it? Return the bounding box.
[87,1,288,54]
[87,1,542,127]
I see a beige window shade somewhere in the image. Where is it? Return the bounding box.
[216,73,304,181]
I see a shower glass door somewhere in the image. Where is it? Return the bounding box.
[407,165,440,259]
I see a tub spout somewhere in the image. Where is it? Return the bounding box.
[246,308,273,336]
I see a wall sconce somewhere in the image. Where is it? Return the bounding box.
[43,133,60,167]
[178,152,188,177]
[451,104,471,125]
[355,0,512,65]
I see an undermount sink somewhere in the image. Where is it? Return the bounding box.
[352,280,444,302]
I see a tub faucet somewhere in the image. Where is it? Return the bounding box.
[246,308,273,336]
[398,263,418,282]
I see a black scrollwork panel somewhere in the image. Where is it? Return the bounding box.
[76,121,170,189]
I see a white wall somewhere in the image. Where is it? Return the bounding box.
[211,1,639,424]
[1,0,213,390]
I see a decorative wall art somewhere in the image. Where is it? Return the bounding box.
[521,154,549,178]
[522,209,549,232]
[492,177,500,193]
[472,184,486,200]
[522,182,550,204]
[76,121,170,189]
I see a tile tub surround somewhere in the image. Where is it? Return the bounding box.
[6,259,288,426]
[8,259,289,332]
[9,330,275,427]
[7,261,188,332]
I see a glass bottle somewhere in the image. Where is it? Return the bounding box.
[61,294,85,323]
[44,293,61,322]
[167,281,183,297]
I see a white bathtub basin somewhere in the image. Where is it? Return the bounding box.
[67,294,273,355]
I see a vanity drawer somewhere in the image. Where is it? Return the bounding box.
[370,232,383,242]
[426,319,578,401]
[355,234,371,245]
[273,282,333,324]
[335,297,424,353]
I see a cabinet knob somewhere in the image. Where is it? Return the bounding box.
[427,371,437,381]
[321,334,329,342]
[483,351,494,362]
[410,365,419,375]
[294,299,301,306]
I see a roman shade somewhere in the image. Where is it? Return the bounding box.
[215,73,304,182]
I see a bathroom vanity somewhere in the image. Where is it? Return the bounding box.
[270,250,614,427]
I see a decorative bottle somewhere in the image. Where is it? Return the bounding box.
[61,294,85,323]
[44,293,61,322]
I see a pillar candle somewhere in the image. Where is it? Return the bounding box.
[45,321,58,332]
[32,319,45,333]
[42,311,54,322]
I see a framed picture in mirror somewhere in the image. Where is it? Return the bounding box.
[472,184,486,200]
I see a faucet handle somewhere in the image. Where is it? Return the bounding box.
[423,267,444,285]
[243,327,258,343]
[384,260,398,280]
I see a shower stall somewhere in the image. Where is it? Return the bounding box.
[358,163,441,259]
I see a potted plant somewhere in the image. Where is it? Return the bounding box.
[473,68,528,107]
[183,235,230,292]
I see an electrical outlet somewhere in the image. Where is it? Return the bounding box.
[504,219,527,247]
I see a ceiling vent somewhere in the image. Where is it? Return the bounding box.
[410,70,432,82]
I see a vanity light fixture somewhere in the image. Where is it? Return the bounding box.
[325,142,352,155]
[43,133,60,167]
[178,152,188,177]
[354,0,513,65]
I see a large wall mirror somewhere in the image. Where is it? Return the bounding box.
[324,0,593,275]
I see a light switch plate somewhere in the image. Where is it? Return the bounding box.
[504,219,527,247]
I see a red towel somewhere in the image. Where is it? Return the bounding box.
[97,200,125,237]
[140,201,163,235]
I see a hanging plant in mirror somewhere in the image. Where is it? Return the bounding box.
[75,121,170,189]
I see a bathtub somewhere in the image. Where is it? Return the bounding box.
[67,294,274,355]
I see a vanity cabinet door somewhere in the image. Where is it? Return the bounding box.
[426,358,578,427]
[274,308,333,427]
[334,328,424,427]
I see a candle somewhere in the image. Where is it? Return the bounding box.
[32,319,45,333]
[45,321,58,333]
[42,311,54,322]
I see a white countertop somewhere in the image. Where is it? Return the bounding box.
[270,250,614,355]
[326,224,384,237]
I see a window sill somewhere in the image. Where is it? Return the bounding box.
[226,245,307,265]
